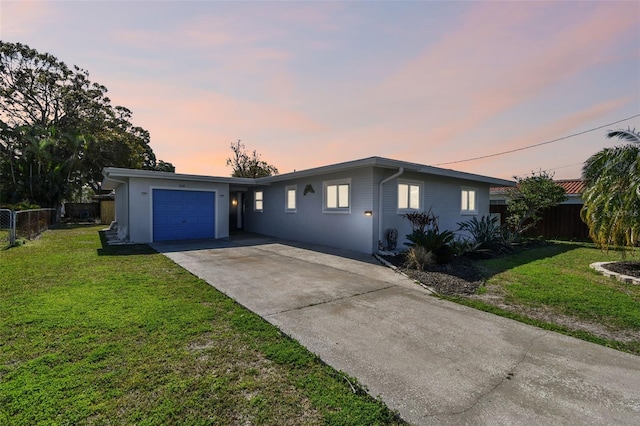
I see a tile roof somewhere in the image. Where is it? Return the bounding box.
[554,179,585,195]
[491,179,585,195]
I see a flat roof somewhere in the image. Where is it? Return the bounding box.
[101,167,254,190]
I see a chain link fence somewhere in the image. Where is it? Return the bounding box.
[1,208,57,248]
[1,209,13,248]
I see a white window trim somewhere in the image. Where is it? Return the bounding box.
[397,180,423,213]
[461,187,478,215]
[285,185,297,213]
[254,190,264,212]
[323,178,351,214]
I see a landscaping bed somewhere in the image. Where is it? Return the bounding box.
[601,261,640,278]
[382,253,484,295]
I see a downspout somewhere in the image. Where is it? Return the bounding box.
[104,173,129,241]
[378,167,404,250]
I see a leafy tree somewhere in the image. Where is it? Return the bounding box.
[153,160,176,173]
[581,128,640,250]
[506,171,567,235]
[226,140,278,178]
[0,41,173,208]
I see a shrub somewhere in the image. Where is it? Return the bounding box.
[500,227,520,246]
[405,229,455,264]
[450,237,475,256]
[457,215,517,257]
[404,246,434,271]
[1,200,41,211]
[404,208,439,233]
[457,216,502,248]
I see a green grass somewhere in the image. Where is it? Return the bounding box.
[0,226,404,425]
[450,242,640,355]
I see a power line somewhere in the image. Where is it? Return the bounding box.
[547,162,584,172]
[434,113,640,166]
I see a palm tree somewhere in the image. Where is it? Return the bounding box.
[581,128,640,250]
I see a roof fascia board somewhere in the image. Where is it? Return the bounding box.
[417,166,515,186]
[258,157,514,186]
[102,157,515,188]
[102,167,256,185]
[256,157,380,183]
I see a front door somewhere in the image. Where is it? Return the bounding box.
[229,192,244,231]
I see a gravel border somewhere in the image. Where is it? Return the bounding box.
[373,253,484,295]
[373,253,437,295]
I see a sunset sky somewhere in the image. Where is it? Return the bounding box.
[2,1,639,180]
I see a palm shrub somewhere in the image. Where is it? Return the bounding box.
[405,229,454,264]
[581,128,640,251]
[403,208,455,264]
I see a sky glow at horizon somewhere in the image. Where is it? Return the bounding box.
[2,0,639,181]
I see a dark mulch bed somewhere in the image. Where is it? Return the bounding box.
[380,241,555,295]
[381,253,484,295]
[601,261,640,278]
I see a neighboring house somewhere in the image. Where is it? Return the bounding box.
[102,157,514,254]
[490,179,589,240]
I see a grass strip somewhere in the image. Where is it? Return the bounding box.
[441,295,640,356]
[455,241,640,356]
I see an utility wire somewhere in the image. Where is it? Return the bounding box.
[547,161,584,172]
[434,113,640,166]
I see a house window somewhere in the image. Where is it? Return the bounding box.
[461,187,477,214]
[398,182,421,211]
[324,179,350,213]
[254,190,263,212]
[285,186,296,212]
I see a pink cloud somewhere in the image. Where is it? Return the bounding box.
[101,78,327,175]
[373,2,639,150]
[0,1,59,39]
[437,97,639,180]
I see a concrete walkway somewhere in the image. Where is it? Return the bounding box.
[152,236,640,425]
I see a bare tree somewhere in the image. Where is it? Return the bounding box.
[226,140,278,178]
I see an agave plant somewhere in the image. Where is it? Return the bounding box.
[457,215,502,248]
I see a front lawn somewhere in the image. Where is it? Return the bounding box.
[0,226,403,425]
[452,242,640,355]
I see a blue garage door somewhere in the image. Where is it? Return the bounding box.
[153,189,215,242]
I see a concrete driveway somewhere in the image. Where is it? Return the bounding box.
[152,235,640,425]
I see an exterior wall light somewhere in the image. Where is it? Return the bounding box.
[232,199,238,206]
[364,210,373,216]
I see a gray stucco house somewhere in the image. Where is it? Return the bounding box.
[102,157,514,254]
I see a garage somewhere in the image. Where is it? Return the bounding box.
[152,189,216,242]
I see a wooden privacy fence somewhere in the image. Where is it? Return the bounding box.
[64,201,115,224]
[100,200,115,225]
[490,204,590,241]
[64,202,100,220]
